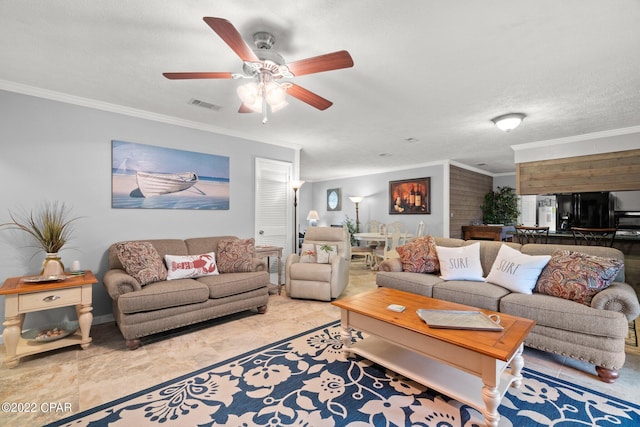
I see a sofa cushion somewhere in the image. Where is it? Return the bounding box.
[217,238,255,273]
[117,279,209,314]
[165,252,219,280]
[290,262,332,282]
[535,250,624,306]
[115,241,168,286]
[436,242,484,281]
[396,236,440,273]
[376,271,443,297]
[500,292,629,338]
[197,271,269,298]
[485,244,551,294]
[432,280,509,312]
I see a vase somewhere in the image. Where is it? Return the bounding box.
[42,253,64,276]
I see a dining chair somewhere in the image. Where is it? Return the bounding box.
[389,221,407,234]
[572,227,617,247]
[514,226,550,244]
[375,227,403,263]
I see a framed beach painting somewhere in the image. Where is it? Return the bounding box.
[111,140,230,210]
[389,177,430,214]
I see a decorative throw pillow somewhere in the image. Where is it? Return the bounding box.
[300,243,317,263]
[436,243,484,281]
[217,238,255,273]
[485,244,551,294]
[316,244,338,264]
[535,250,624,306]
[164,252,219,280]
[115,241,168,286]
[396,236,440,273]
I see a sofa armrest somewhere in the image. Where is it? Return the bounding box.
[103,269,143,300]
[590,282,640,322]
[252,258,267,271]
[378,257,403,272]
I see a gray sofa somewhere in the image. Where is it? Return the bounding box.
[377,238,640,383]
[103,236,270,349]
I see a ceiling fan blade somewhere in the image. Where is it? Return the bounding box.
[163,72,234,80]
[203,17,260,62]
[238,103,255,113]
[287,84,333,110]
[287,50,354,77]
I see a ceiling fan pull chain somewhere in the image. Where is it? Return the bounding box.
[262,96,268,124]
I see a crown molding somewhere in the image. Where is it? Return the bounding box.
[511,125,640,151]
[0,79,302,151]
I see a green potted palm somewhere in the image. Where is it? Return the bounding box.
[1,201,80,275]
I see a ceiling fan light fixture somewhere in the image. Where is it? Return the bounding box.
[237,82,260,106]
[265,82,287,105]
[491,113,526,132]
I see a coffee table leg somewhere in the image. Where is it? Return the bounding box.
[510,343,525,388]
[481,385,501,427]
[340,326,354,358]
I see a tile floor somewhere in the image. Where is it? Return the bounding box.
[1,260,639,425]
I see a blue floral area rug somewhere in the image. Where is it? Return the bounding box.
[47,321,640,427]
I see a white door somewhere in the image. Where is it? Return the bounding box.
[255,158,292,257]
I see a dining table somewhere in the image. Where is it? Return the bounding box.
[353,232,415,269]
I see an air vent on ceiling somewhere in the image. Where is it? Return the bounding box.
[188,98,222,111]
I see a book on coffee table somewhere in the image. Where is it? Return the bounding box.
[416,309,504,331]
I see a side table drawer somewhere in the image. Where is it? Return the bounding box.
[19,287,82,311]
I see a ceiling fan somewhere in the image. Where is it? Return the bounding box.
[163,17,354,123]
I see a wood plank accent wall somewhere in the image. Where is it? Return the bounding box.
[516,149,640,195]
[449,165,493,238]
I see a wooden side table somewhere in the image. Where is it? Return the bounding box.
[0,271,97,368]
[254,245,283,294]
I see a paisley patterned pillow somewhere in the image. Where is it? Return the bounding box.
[115,241,168,286]
[396,236,440,273]
[217,238,255,273]
[535,249,624,305]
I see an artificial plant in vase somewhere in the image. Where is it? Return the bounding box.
[342,216,357,246]
[0,201,80,275]
[481,186,519,225]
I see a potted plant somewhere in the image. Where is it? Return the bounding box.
[1,201,80,275]
[481,186,519,225]
[343,216,357,246]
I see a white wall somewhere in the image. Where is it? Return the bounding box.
[0,90,294,332]
[301,163,447,237]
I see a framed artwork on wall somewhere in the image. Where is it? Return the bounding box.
[389,177,430,214]
[111,140,230,210]
[327,188,342,211]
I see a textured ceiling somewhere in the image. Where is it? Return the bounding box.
[1,0,639,181]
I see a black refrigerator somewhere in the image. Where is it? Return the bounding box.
[556,192,614,229]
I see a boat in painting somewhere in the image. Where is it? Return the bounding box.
[136,171,198,197]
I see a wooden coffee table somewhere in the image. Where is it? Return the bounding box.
[332,287,535,427]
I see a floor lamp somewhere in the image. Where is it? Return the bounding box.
[349,196,364,233]
[291,180,305,253]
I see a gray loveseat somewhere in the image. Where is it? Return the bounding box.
[103,236,270,349]
[377,238,640,383]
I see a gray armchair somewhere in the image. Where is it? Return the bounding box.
[285,226,351,301]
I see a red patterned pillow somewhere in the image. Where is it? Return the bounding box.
[115,241,168,286]
[164,252,219,280]
[535,249,624,305]
[217,238,255,273]
[396,236,440,273]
